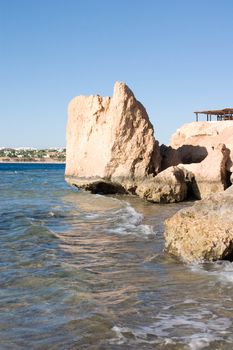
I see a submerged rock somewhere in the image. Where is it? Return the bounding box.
[65,82,160,193]
[164,185,233,262]
[136,166,187,203]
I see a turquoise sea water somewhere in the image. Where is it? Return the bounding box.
[1,163,233,349]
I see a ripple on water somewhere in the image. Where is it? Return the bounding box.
[1,164,233,349]
[111,306,232,349]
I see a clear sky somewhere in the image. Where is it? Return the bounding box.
[1,0,233,148]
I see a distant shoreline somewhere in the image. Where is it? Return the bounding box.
[0,161,65,164]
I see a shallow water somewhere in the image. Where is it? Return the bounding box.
[1,163,233,349]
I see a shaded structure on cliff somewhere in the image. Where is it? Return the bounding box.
[194,108,233,122]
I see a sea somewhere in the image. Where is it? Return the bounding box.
[1,163,233,350]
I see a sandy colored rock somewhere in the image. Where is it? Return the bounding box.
[164,185,233,263]
[169,121,233,172]
[178,143,230,199]
[65,82,160,193]
[136,166,187,203]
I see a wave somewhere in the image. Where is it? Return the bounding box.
[64,192,156,238]
[111,307,232,349]
[190,260,233,284]
[105,202,155,237]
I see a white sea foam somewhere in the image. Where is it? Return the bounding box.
[188,336,215,350]
[190,260,233,284]
[111,309,232,348]
[84,213,101,220]
[107,203,155,237]
[214,261,233,283]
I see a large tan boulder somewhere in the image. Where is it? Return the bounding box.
[136,166,187,203]
[164,185,233,263]
[170,121,233,172]
[65,82,160,193]
[178,143,230,199]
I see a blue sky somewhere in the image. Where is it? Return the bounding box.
[1,0,233,148]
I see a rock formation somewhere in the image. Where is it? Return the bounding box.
[178,143,230,199]
[164,185,233,262]
[65,82,161,193]
[160,121,233,199]
[136,166,187,203]
[160,144,208,170]
[168,121,233,172]
[65,81,233,202]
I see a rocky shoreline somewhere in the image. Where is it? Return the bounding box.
[65,81,233,262]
